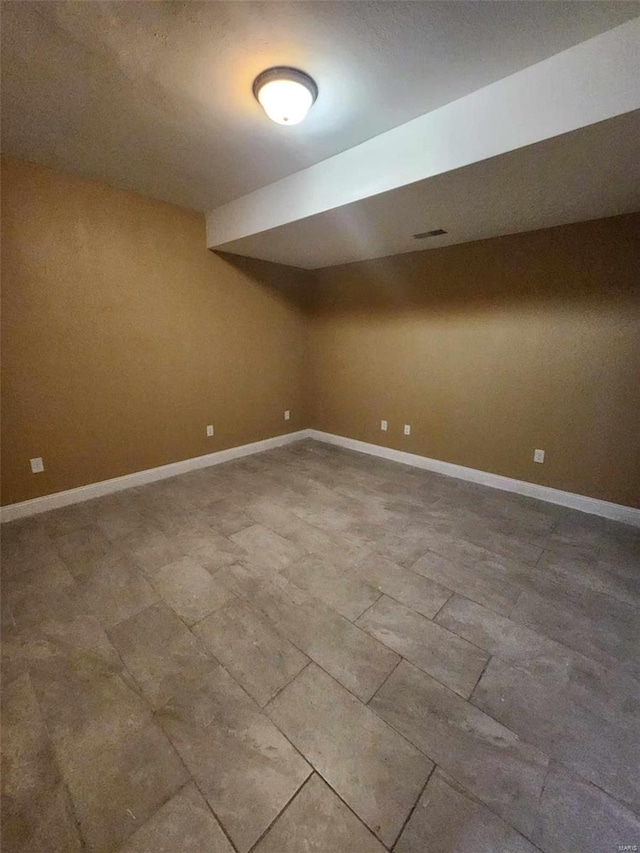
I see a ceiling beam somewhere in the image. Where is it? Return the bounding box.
[206,18,640,254]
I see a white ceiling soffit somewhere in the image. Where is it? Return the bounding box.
[215,111,640,270]
[206,18,640,269]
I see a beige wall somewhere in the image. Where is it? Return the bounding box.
[2,157,639,510]
[1,157,309,505]
[309,214,640,508]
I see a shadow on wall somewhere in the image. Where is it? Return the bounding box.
[215,251,316,312]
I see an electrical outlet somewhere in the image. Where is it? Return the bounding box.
[284,410,291,421]
[534,449,545,464]
[30,457,44,473]
[380,420,388,432]
[206,425,214,437]
[404,424,411,436]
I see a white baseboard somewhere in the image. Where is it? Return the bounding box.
[0,430,312,523]
[308,429,640,528]
[3,427,638,527]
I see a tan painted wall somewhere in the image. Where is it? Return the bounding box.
[1,157,309,505]
[2,158,639,510]
[309,214,640,508]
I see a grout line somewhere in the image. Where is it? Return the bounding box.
[507,588,525,620]
[245,771,316,853]
[435,768,548,853]
[173,766,240,853]
[352,591,384,624]
[24,679,90,851]
[430,589,455,622]
[355,593,493,693]
[184,589,242,632]
[308,771,394,852]
[365,656,403,707]
[362,698,548,852]
[260,659,434,852]
[210,561,412,708]
[467,654,493,703]
[20,637,197,853]
[102,621,243,851]
[389,762,436,850]
[264,659,313,708]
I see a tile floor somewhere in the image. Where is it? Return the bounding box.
[1,439,639,852]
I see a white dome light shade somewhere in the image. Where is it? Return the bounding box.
[253,67,318,126]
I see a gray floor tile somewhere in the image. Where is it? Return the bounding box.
[531,764,640,853]
[31,659,187,852]
[208,498,256,536]
[3,440,638,852]
[266,663,432,847]
[109,601,216,709]
[1,784,83,853]
[410,551,523,615]
[409,529,494,567]
[449,518,544,565]
[92,503,148,543]
[253,774,386,853]
[164,525,245,570]
[221,563,400,701]
[156,665,311,853]
[290,497,369,542]
[370,660,549,838]
[511,586,640,673]
[21,611,127,688]
[37,503,93,538]
[1,534,66,583]
[437,594,640,727]
[473,654,640,812]
[76,553,158,629]
[349,553,452,619]
[280,554,381,620]
[395,769,538,853]
[357,595,489,698]
[52,525,112,577]
[246,497,323,538]
[230,523,303,570]
[362,526,434,568]
[268,513,359,561]
[1,673,60,816]
[10,574,132,696]
[147,556,234,625]
[66,716,188,852]
[436,594,571,662]
[122,527,186,575]
[6,563,85,632]
[0,621,26,685]
[118,783,234,853]
[538,549,640,607]
[194,598,308,706]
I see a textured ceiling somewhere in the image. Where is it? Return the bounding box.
[2,1,639,210]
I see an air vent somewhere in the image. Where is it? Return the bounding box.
[413,229,447,239]
[414,229,447,239]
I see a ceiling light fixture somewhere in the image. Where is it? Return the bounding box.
[253,67,318,126]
